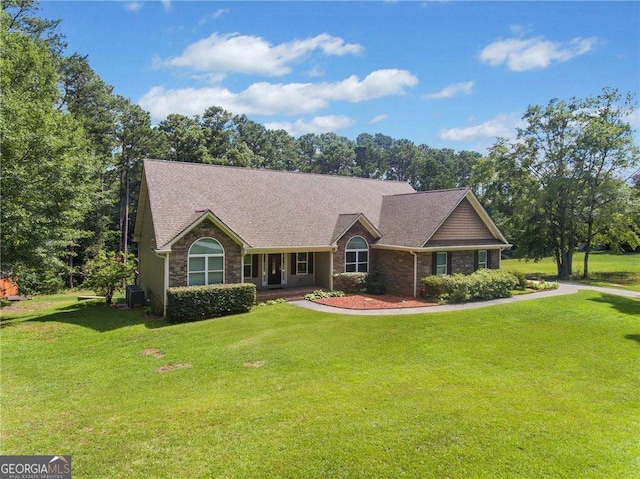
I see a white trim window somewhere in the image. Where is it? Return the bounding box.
[477,250,488,269]
[243,254,254,279]
[188,237,224,286]
[296,252,308,275]
[345,236,369,273]
[436,252,448,276]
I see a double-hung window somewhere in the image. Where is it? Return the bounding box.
[345,236,369,273]
[296,252,308,275]
[188,238,224,286]
[435,252,448,276]
[477,250,488,269]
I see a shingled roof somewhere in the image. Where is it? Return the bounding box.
[137,160,507,250]
[140,160,414,249]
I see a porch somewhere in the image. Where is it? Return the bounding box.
[255,286,319,302]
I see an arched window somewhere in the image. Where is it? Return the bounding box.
[345,236,369,273]
[188,238,224,286]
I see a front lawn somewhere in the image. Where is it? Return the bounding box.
[503,251,640,291]
[1,292,638,478]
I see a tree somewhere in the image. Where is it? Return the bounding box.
[574,88,640,278]
[486,90,639,279]
[1,11,99,292]
[113,96,167,256]
[158,113,211,164]
[83,250,136,305]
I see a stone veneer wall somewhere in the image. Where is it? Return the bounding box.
[333,222,378,275]
[169,220,242,288]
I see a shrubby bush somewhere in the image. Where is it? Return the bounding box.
[421,275,455,301]
[304,290,345,300]
[421,270,519,303]
[166,283,256,324]
[508,270,528,290]
[332,273,367,294]
[364,272,386,295]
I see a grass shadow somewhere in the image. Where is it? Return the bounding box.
[624,334,640,344]
[588,293,640,316]
[1,301,169,332]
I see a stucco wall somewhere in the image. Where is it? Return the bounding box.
[169,220,242,288]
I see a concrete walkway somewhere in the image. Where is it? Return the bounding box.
[290,282,639,316]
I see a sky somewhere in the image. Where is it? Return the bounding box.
[39,1,640,153]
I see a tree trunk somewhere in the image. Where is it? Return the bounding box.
[123,159,130,256]
[67,246,74,289]
[582,219,593,279]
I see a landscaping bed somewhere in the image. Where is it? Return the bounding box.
[313,294,437,309]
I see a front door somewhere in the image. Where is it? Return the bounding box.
[267,253,282,286]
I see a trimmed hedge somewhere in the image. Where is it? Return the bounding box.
[332,272,367,294]
[421,269,519,303]
[166,283,256,324]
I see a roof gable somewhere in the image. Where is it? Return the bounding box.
[331,213,381,244]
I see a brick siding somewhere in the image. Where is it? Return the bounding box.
[169,220,242,287]
[333,222,378,274]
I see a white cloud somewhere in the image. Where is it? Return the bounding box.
[161,32,363,77]
[161,0,172,12]
[479,35,598,71]
[437,113,523,141]
[139,69,418,121]
[199,9,230,25]
[369,114,388,124]
[124,1,143,12]
[424,80,474,100]
[265,116,356,136]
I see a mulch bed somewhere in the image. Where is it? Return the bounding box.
[313,294,438,310]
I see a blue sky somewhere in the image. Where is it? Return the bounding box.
[40,1,640,152]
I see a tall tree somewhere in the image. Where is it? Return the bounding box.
[574,88,640,277]
[1,11,98,291]
[486,90,639,278]
[114,96,166,255]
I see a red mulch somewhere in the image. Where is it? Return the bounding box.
[313,294,438,310]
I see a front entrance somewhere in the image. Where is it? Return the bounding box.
[267,253,282,286]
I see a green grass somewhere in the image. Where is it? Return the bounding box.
[503,252,640,292]
[1,292,639,478]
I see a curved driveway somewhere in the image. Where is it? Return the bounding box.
[290,282,639,316]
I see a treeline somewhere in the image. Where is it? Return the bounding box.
[0,1,483,293]
[2,1,639,293]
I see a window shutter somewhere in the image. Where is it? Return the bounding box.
[487,250,493,269]
[252,255,259,278]
[308,252,314,274]
[291,253,297,275]
[474,250,479,271]
[432,252,437,275]
[447,252,453,275]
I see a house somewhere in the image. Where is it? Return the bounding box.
[134,160,510,314]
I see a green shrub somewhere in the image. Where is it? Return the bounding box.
[332,273,367,294]
[421,270,519,304]
[304,290,345,300]
[508,269,528,290]
[420,275,454,301]
[526,280,559,291]
[364,272,386,295]
[166,283,256,324]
